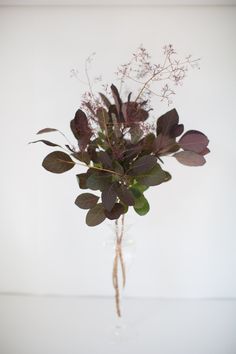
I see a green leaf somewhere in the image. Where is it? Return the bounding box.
[132,182,149,193]
[134,197,150,216]
[129,187,149,214]
[75,193,99,209]
[42,151,75,174]
[129,187,142,199]
[86,204,106,227]
[136,164,171,186]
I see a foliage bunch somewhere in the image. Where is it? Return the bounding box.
[32,82,209,227]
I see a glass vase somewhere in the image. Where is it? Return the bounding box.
[104,215,137,340]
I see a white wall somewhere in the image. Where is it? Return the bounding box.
[0,5,235,298]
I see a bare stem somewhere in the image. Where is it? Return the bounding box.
[58,159,123,177]
[112,215,126,317]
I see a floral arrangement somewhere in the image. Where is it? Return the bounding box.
[31,45,210,317]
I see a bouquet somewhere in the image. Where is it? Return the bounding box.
[31,45,210,316]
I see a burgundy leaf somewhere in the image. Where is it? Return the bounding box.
[99,92,112,109]
[170,124,184,138]
[111,84,124,122]
[29,140,61,147]
[101,183,117,211]
[86,204,106,227]
[72,151,91,165]
[75,193,99,209]
[36,128,58,134]
[115,184,135,206]
[178,130,209,153]
[141,133,156,154]
[128,155,157,176]
[173,151,206,166]
[65,145,76,152]
[200,147,210,156]
[122,102,149,126]
[97,151,113,168]
[76,173,88,189]
[70,109,92,150]
[96,107,109,130]
[156,109,179,136]
[123,144,142,161]
[104,203,125,220]
[42,151,75,173]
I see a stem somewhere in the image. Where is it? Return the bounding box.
[112,215,126,317]
[134,58,200,102]
[58,159,123,177]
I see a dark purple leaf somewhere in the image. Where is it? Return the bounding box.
[153,134,176,154]
[36,128,58,134]
[87,144,99,163]
[178,130,209,153]
[97,151,113,168]
[65,145,76,153]
[111,84,124,122]
[170,124,184,138]
[86,204,106,227]
[128,155,157,176]
[96,107,109,130]
[115,184,135,206]
[173,151,206,166]
[75,193,99,209]
[70,109,92,150]
[200,147,210,156]
[42,151,75,174]
[99,92,112,109]
[122,102,149,126]
[76,173,88,189]
[156,109,179,136]
[141,133,156,154]
[113,161,124,175]
[104,203,125,220]
[101,183,117,211]
[123,144,142,161]
[72,151,91,165]
[29,140,61,147]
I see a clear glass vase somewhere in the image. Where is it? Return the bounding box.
[103,215,137,341]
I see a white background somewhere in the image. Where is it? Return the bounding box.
[0,5,235,299]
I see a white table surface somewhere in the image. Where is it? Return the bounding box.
[0,295,235,354]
